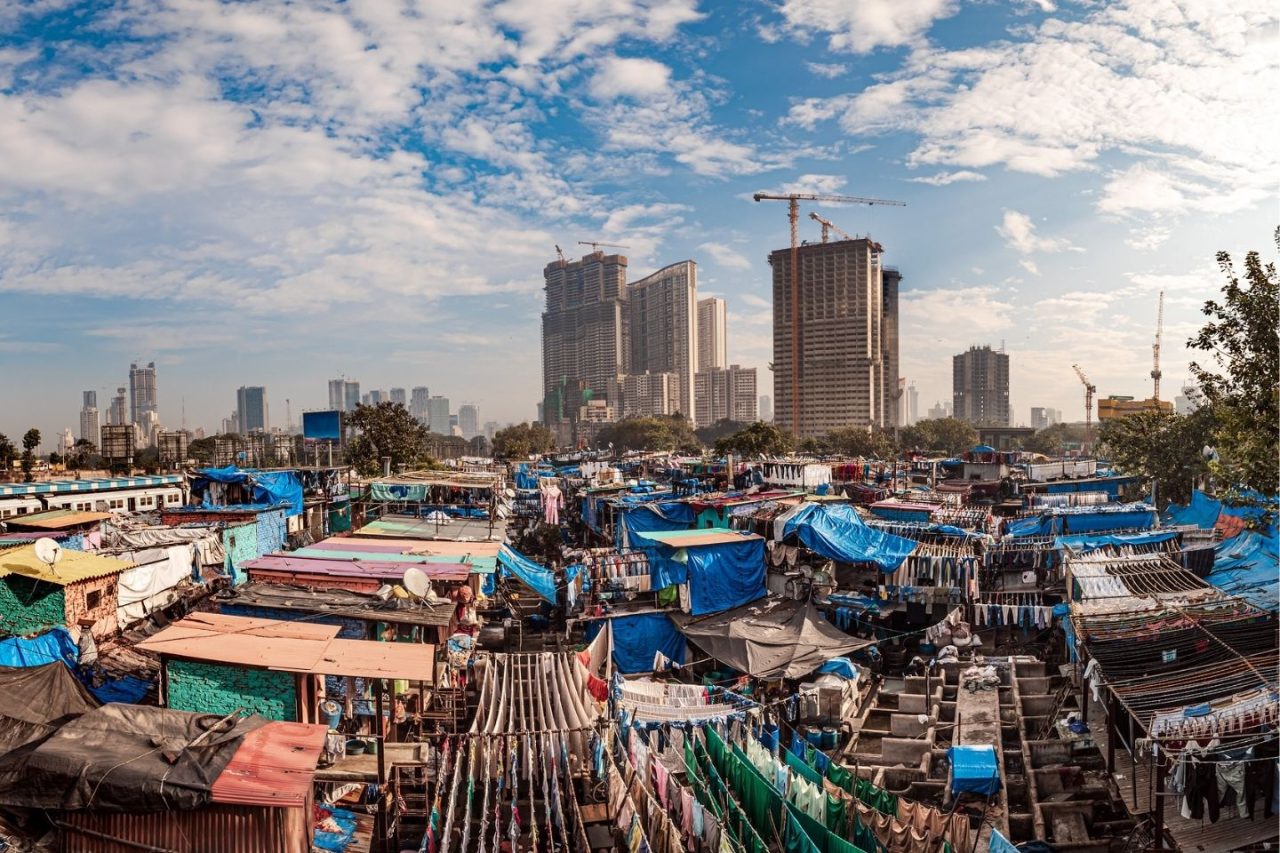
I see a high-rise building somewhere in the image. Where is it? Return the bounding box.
[237,386,269,434]
[627,261,698,420]
[426,396,451,433]
[621,373,679,419]
[129,361,157,426]
[390,388,407,406]
[926,400,952,420]
[881,268,901,430]
[759,395,772,422]
[368,389,387,405]
[410,387,430,422]
[79,404,100,447]
[770,238,889,437]
[1175,385,1202,415]
[83,390,97,409]
[953,345,1010,426]
[108,387,128,426]
[694,365,758,427]
[1030,407,1051,430]
[458,404,480,439]
[344,381,361,412]
[360,393,371,406]
[482,421,500,441]
[327,379,346,412]
[905,383,919,426]
[696,297,727,372]
[541,251,629,423]
[221,414,237,436]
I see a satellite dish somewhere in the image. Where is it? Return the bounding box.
[402,567,431,598]
[504,488,516,499]
[33,537,62,568]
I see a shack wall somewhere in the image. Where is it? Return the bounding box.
[166,658,298,722]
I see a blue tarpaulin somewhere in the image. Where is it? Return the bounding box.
[1163,489,1223,529]
[0,627,78,668]
[1208,526,1279,612]
[1008,503,1156,537]
[195,466,303,517]
[88,675,152,704]
[637,532,766,615]
[1055,530,1178,552]
[950,745,1000,795]
[617,502,695,549]
[606,612,685,674]
[817,658,859,680]
[497,544,557,603]
[783,504,916,572]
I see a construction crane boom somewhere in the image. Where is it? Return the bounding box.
[577,240,631,253]
[808,211,857,243]
[753,190,906,432]
[1073,364,1097,451]
[1151,290,1164,403]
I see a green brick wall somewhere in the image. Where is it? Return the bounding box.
[0,577,66,635]
[166,659,298,722]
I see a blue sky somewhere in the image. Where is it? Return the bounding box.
[1,0,1275,447]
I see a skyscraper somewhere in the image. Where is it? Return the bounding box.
[344,381,361,412]
[426,396,450,433]
[770,238,888,437]
[1030,407,1050,430]
[458,404,480,438]
[905,382,919,426]
[696,296,727,372]
[79,392,100,447]
[237,386,269,433]
[390,388,407,406]
[627,260,698,420]
[880,267,901,430]
[953,345,1011,426]
[694,365,758,427]
[368,389,387,405]
[83,390,97,409]
[108,387,128,426]
[541,251,628,423]
[327,379,346,411]
[759,395,773,422]
[410,387,430,422]
[129,361,157,426]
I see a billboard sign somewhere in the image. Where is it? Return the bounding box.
[303,410,342,441]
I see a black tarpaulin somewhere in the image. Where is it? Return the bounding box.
[673,597,872,680]
[0,703,267,812]
[0,663,98,754]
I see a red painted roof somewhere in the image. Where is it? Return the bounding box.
[210,721,327,808]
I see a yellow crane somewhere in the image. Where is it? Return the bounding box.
[1073,364,1096,450]
[753,191,905,431]
[1151,290,1164,403]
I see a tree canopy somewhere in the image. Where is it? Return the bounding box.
[1023,422,1087,457]
[823,426,897,458]
[897,418,977,455]
[20,428,40,482]
[714,421,793,457]
[694,419,750,446]
[0,434,15,474]
[492,422,555,460]
[344,402,433,476]
[1186,229,1279,492]
[1098,408,1215,506]
[597,416,700,453]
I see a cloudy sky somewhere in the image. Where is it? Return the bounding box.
[1,0,1275,445]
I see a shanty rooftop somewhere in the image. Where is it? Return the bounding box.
[0,544,134,585]
[1,508,114,529]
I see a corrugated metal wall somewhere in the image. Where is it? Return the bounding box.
[61,803,308,853]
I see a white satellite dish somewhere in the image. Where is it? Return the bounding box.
[33,538,62,574]
[504,488,516,499]
[402,567,431,599]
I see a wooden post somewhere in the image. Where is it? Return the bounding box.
[1106,695,1117,772]
[375,678,387,783]
[1154,752,1166,851]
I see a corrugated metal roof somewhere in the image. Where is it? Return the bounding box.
[210,721,327,808]
[310,638,436,681]
[0,475,181,497]
[5,509,114,529]
[0,545,134,585]
[311,536,503,559]
[289,547,495,572]
[634,529,764,548]
[243,554,471,582]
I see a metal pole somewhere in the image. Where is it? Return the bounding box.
[789,197,800,435]
[1154,753,1166,851]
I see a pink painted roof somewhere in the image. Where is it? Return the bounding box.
[243,554,470,582]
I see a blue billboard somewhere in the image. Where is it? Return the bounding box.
[303,410,342,441]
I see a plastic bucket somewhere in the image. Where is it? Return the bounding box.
[821,727,838,749]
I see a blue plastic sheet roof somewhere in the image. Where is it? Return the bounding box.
[783,504,916,572]
[596,612,685,674]
[497,544,557,604]
[1055,530,1178,552]
[1164,490,1279,611]
[193,466,304,517]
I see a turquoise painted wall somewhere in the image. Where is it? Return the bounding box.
[222,522,259,586]
[166,658,297,722]
[0,577,66,635]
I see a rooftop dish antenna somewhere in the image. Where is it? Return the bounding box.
[403,567,441,603]
[33,537,62,576]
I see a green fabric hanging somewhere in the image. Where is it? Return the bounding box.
[785,747,825,786]
[785,808,823,853]
[824,792,846,833]
[826,762,854,794]
[657,584,678,606]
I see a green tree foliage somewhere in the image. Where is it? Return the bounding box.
[714,421,793,457]
[1024,423,1088,457]
[694,419,749,446]
[189,436,218,464]
[1186,230,1279,492]
[824,426,898,458]
[20,428,40,482]
[1098,408,1216,506]
[597,416,699,453]
[68,439,101,470]
[0,434,15,474]
[344,402,433,476]
[897,418,977,455]
[492,422,556,459]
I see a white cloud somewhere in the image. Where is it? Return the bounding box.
[806,62,848,78]
[996,210,1078,254]
[775,173,847,194]
[590,56,672,99]
[1018,258,1040,275]
[908,170,986,185]
[777,0,960,54]
[1125,226,1171,251]
[699,241,753,270]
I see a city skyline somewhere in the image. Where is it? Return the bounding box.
[1,1,1272,442]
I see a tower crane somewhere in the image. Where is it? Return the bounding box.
[1151,290,1164,403]
[753,191,906,432]
[554,244,566,263]
[808,211,856,243]
[1073,364,1096,450]
[577,240,631,253]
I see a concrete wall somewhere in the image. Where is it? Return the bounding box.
[63,575,119,638]
[0,576,65,635]
[166,658,298,722]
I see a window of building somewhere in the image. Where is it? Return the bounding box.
[109,499,123,509]
[85,590,102,610]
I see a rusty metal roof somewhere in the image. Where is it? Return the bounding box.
[210,721,327,808]
[3,509,114,530]
[310,638,436,681]
[0,544,134,585]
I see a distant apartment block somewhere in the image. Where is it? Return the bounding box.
[458,404,480,439]
[627,261,698,420]
[694,365,758,427]
[953,345,1010,426]
[621,372,679,419]
[426,396,451,433]
[696,297,727,372]
[236,386,269,434]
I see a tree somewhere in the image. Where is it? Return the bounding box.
[597,417,678,452]
[897,418,977,455]
[1098,408,1216,506]
[344,402,433,476]
[825,426,897,459]
[1187,230,1279,492]
[695,419,749,446]
[1024,422,1088,457]
[20,428,40,482]
[0,433,15,474]
[714,421,793,457]
[492,422,555,460]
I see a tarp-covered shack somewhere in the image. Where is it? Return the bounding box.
[637,529,766,616]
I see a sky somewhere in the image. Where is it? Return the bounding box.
[1,0,1276,448]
